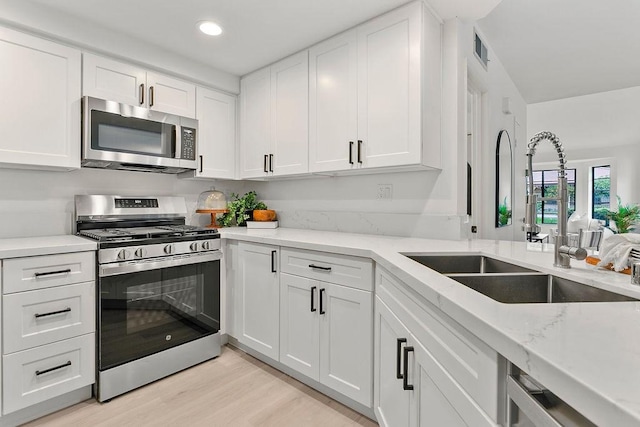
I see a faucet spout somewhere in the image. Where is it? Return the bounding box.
[525,131,586,268]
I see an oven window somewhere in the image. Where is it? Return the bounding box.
[99,260,219,370]
[91,110,175,158]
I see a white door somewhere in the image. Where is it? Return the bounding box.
[374,297,412,427]
[240,67,271,178]
[309,30,358,173]
[319,283,372,406]
[0,27,81,170]
[279,273,319,380]
[82,53,146,106]
[270,51,309,176]
[238,242,279,360]
[357,1,422,168]
[195,87,236,179]
[147,72,196,118]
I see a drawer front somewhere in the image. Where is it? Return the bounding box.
[375,266,499,421]
[280,248,373,291]
[3,333,95,414]
[3,251,95,294]
[3,282,95,354]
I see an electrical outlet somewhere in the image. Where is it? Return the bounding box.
[377,184,393,200]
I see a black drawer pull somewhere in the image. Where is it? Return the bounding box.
[34,269,71,278]
[271,250,277,273]
[311,286,317,312]
[35,307,71,319]
[36,360,71,376]
[308,264,331,271]
[403,346,414,391]
[319,288,326,315]
[396,338,407,379]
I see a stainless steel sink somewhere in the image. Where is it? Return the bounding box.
[448,273,637,304]
[405,254,536,274]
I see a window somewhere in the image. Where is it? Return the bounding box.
[592,165,611,223]
[532,169,576,224]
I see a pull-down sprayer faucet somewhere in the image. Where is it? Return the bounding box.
[525,131,587,268]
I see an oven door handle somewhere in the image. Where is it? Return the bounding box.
[99,251,222,277]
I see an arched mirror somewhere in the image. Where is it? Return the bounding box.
[496,129,513,227]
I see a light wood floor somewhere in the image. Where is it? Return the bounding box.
[24,346,378,427]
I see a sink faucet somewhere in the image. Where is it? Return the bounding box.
[525,131,587,268]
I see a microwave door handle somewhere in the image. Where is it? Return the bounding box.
[172,126,178,158]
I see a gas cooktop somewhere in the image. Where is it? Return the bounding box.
[79,225,218,242]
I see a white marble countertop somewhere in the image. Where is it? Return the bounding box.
[0,235,97,258]
[221,227,640,427]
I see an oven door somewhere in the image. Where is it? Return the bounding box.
[98,252,221,371]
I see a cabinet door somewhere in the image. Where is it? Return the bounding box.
[270,51,309,176]
[240,67,271,178]
[237,242,279,360]
[319,283,372,407]
[309,30,358,173]
[195,87,236,179]
[279,273,319,380]
[374,297,412,427]
[357,1,422,168]
[0,27,81,170]
[82,53,146,106]
[147,72,196,118]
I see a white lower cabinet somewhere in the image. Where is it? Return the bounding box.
[375,266,499,426]
[280,272,372,406]
[236,242,280,360]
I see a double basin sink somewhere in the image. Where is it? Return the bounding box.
[404,254,636,304]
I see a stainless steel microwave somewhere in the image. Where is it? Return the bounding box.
[82,96,198,173]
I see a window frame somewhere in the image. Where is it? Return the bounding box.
[532,168,577,225]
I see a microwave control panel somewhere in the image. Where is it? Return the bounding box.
[180,127,197,160]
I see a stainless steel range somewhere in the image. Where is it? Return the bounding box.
[75,195,221,402]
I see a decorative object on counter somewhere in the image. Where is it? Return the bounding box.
[253,209,277,222]
[219,191,268,227]
[196,188,228,228]
[595,233,640,272]
[597,195,640,234]
[246,220,279,229]
[495,129,513,228]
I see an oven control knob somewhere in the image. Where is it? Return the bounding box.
[164,244,174,254]
[190,242,199,252]
[117,249,131,260]
[202,241,210,251]
[134,248,146,258]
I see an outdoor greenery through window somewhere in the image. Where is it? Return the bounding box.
[532,169,576,224]
[592,165,611,224]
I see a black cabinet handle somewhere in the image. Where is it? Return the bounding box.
[149,86,155,107]
[264,154,268,173]
[403,346,414,391]
[139,83,145,105]
[308,264,331,271]
[36,360,71,376]
[269,154,274,172]
[199,155,204,173]
[311,286,317,312]
[319,288,326,314]
[396,338,407,379]
[35,307,71,319]
[271,250,277,273]
[357,140,363,164]
[34,269,71,278]
[349,141,354,164]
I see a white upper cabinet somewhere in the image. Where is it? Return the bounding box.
[0,26,81,170]
[309,30,358,173]
[83,53,196,118]
[309,1,442,173]
[191,87,237,179]
[240,51,309,179]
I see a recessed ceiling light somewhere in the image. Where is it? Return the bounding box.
[199,21,223,36]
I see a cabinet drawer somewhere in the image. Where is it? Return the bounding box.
[3,282,95,354]
[3,251,95,294]
[376,266,500,421]
[280,248,373,291]
[2,333,95,414]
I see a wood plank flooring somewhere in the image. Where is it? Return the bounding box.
[24,345,378,427]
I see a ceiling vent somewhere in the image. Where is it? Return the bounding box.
[474,31,489,70]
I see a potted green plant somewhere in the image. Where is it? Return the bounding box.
[219,191,267,227]
[498,197,512,226]
[600,195,640,234]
